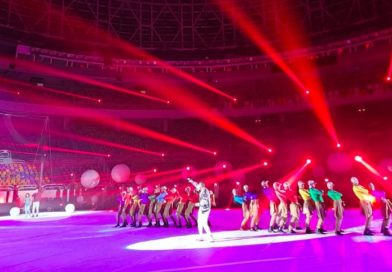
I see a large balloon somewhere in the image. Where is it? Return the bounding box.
[111,164,131,183]
[135,174,147,185]
[80,169,100,189]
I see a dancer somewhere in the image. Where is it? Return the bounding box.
[261,180,279,232]
[154,186,168,227]
[115,190,127,227]
[188,178,214,242]
[239,185,252,230]
[274,182,288,232]
[244,185,260,231]
[232,188,248,230]
[283,182,300,234]
[351,177,374,235]
[129,188,140,227]
[369,182,391,236]
[326,181,344,235]
[146,186,160,227]
[176,186,191,228]
[298,181,313,233]
[24,193,32,217]
[137,187,149,227]
[162,187,178,227]
[32,188,42,217]
[308,180,326,234]
[184,189,198,227]
[121,187,133,227]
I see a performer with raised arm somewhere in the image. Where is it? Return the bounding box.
[298,181,313,233]
[369,182,391,236]
[326,181,344,235]
[351,177,375,235]
[188,178,214,242]
[283,182,300,234]
[308,180,326,234]
[273,182,288,232]
[261,180,279,232]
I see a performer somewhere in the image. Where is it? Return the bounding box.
[326,181,344,235]
[146,186,160,227]
[273,182,288,232]
[32,188,42,217]
[261,180,279,232]
[351,177,374,235]
[244,185,260,231]
[120,187,133,227]
[184,189,198,228]
[137,187,150,227]
[239,185,251,230]
[176,186,191,228]
[283,182,300,234]
[24,193,32,217]
[232,188,247,230]
[369,182,391,236]
[115,190,127,227]
[308,180,326,234]
[162,187,178,227]
[298,181,313,233]
[154,186,168,227]
[129,188,140,227]
[188,178,214,242]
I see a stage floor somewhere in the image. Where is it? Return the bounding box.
[1,208,392,271]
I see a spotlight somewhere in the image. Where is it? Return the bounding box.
[70,173,74,177]
[236,181,240,185]
[161,153,165,157]
[97,98,102,103]
[387,76,391,82]
[214,183,218,186]
[305,90,310,95]
[383,176,388,181]
[233,98,238,103]
[222,164,227,169]
[167,101,171,104]
[213,151,217,156]
[268,148,273,153]
[354,155,362,162]
[324,178,329,182]
[336,143,341,148]
[306,159,312,164]
[107,154,111,158]
[263,161,268,166]
[186,166,191,171]
[153,168,157,173]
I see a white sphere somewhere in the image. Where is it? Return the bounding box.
[80,169,100,189]
[135,174,146,185]
[10,207,20,217]
[65,203,75,213]
[111,164,131,183]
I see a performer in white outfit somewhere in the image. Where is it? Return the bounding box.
[188,178,214,242]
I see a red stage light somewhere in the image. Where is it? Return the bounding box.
[213,151,217,156]
[268,148,273,153]
[107,154,111,158]
[236,181,240,185]
[263,161,269,167]
[222,164,227,169]
[305,90,310,95]
[384,176,388,181]
[186,166,191,171]
[306,159,312,164]
[161,153,166,157]
[336,143,341,148]
[387,76,391,82]
[153,169,158,173]
[354,156,362,162]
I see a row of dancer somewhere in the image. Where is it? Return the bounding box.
[233,177,391,236]
[115,182,215,230]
